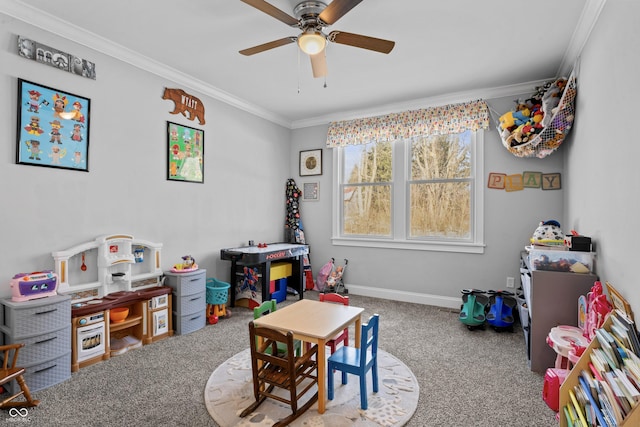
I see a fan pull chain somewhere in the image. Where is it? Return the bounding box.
[297,46,301,94]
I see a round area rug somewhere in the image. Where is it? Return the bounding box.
[204,348,419,427]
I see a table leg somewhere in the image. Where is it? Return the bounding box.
[230,261,237,307]
[317,338,326,414]
[354,316,362,349]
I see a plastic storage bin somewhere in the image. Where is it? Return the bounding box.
[206,278,230,306]
[528,249,593,273]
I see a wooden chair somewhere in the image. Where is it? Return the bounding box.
[240,322,318,426]
[327,314,379,410]
[0,344,40,409]
[319,293,350,354]
[253,299,302,356]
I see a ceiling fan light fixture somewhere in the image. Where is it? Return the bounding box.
[298,31,326,55]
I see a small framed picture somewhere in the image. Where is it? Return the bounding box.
[303,182,319,201]
[606,282,633,320]
[16,78,90,171]
[167,121,204,183]
[300,149,322,176]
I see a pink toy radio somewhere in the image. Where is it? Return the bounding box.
[10,270,58,302]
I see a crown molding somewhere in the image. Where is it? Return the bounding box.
[290,78,552,129]
[2,0,605,130]
[0,0,292,128]
[557,0,607,77]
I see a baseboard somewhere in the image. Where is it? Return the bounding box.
[344,284,461,310]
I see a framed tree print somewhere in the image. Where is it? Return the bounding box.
[16,79,90,171]
[299,149,322,176]
[167,121,204,183]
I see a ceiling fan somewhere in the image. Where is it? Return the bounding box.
[239,0,395,78]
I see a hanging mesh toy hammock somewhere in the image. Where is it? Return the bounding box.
[496,68,577,159]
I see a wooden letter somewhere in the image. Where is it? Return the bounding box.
[523,171,542,188]
[488,173,506,189]
[505,174,524,192]
[541,173,562,190]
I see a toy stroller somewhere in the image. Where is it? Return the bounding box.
[459,289,489,330]
[316,258,348,294]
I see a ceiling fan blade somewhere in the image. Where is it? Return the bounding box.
[328,31,395,54]
[309,52,328,78]
[240,0,299,26]
[318,0,364,25]
[239,37,296,56]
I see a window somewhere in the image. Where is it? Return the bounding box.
[333,130,484,253]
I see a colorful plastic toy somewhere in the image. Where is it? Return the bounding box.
[459,289,489,330]
[206,278,231,324]
[486,289,517,331]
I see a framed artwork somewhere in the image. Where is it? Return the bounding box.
[16,79,90,171]
[303,182,319,201]
[167,121,204,183]
[606,282,633,320]
[300,149,322,176]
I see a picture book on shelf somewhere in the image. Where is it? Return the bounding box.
[563,312,640,427]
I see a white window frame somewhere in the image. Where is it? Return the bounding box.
[331,131,485,254]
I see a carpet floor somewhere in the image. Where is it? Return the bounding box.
[0,291,558,426]
[205,347,419,426]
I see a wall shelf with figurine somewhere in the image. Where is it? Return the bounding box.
[52,234,163,301]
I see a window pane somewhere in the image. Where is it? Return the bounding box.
[411,131,471,180]
[409,182,471,239]
[343,184,391,236]
[343,141,392,184]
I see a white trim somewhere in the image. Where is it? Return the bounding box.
[2,0,605,130]
[345,284,461,310]
[1,0,291,128]
[557,0,608,77]
[332,130,485,254]
[331,237,485,254]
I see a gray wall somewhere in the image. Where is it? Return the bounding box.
[3,2,637,316]
[563,0,640,311]
[291,98,565,308]
[0,14,291,297]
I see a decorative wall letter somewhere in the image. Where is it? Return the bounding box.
[487,173,506,189]
[488,171,561,191]
[523,171,542,188]
[505,174,524,192]
[542,173,562,190]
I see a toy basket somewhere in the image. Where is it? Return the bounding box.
[496,68,577,159]
[206,278,230,305]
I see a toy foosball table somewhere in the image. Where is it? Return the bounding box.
[220,243,309,307]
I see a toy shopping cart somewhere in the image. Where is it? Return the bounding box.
[206,278,232,324]
[316,258,348,294]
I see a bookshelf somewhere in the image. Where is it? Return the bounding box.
[559,315,640,426]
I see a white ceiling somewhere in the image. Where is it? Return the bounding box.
[2,0,603,128]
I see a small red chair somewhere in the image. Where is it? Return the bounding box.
[319,293,350,354]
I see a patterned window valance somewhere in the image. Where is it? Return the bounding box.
[326,99,490,147]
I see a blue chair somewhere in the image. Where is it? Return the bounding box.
[253,299,302,357]
[327,314,379,410]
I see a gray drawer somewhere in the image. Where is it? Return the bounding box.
[174,311,206,335]
[1,324,71,366]
[0,295,71,338]
[5,351,71,394]
[175,290,206,316]
[164,269,206,297]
